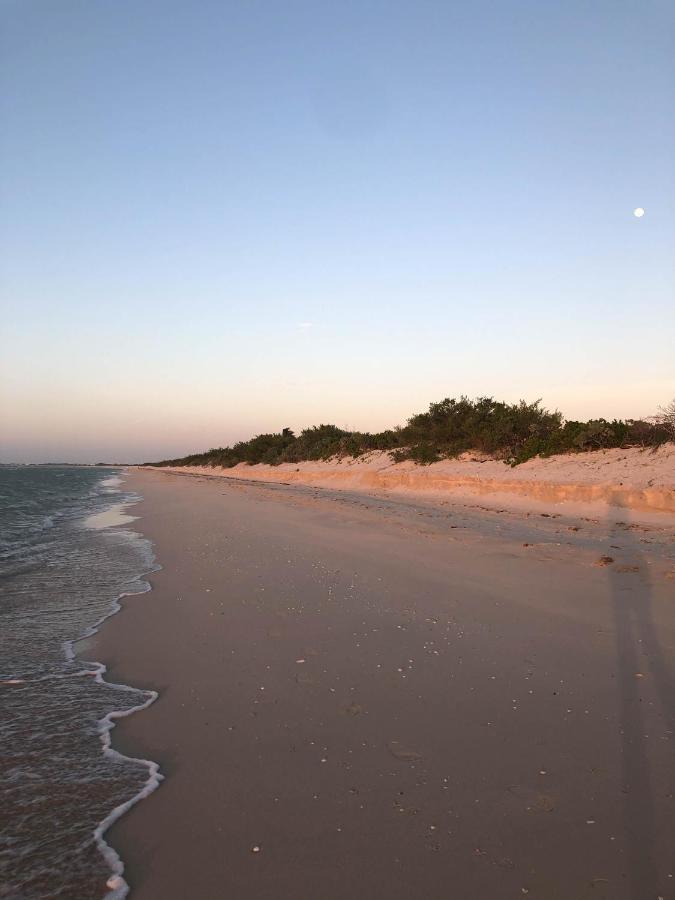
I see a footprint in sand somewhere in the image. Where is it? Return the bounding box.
[387,741,423,762]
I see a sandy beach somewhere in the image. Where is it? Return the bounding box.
[93,467,675,900]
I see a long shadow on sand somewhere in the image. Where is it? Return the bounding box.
[608,497,674,899]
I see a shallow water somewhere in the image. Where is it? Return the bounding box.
[0,466,160,899]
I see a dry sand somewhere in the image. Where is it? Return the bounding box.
[93,467,675,900]
[151,443,675,515]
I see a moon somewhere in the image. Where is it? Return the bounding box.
[633,207,645,218]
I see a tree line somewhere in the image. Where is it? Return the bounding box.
[148,396,675,468]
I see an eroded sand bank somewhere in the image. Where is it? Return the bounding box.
[94,468,675,900]
[149,443,675,515]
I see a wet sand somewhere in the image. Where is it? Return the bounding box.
[93,468,675,900]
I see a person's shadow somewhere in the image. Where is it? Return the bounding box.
[608,495,674,899]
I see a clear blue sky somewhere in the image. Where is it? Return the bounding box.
[1,0,673,462]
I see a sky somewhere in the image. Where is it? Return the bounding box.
[1,0,673,463]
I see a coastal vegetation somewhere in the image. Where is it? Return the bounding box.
[149,396,674,469]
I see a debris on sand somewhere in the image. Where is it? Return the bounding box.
[595,556,614,567]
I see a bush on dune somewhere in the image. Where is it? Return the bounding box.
[147,396,673,468]
[278,425,349,462]
[396,397,562,463]
[654,400,675,441]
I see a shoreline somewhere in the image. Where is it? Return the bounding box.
[92,467,675,899]
[144,443,675,516]
[74,476,163,899]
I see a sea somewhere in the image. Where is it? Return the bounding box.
[0,466,161,900]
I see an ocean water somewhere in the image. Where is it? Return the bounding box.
[0,466,161,899]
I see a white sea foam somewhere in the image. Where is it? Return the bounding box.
[60,572,164,896]
[66,488,164,895]
[82,575,164,898]
[100,476,124,490]
[92,661,163,899]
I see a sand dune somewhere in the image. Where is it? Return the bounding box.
[147,443,675,515]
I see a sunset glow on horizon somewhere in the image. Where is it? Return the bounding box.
[1,1,673,463]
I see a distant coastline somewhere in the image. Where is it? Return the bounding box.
[0,463,132,468]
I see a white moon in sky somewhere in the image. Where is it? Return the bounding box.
[633,207,645,217]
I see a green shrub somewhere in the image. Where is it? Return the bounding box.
[146,396,672,468]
